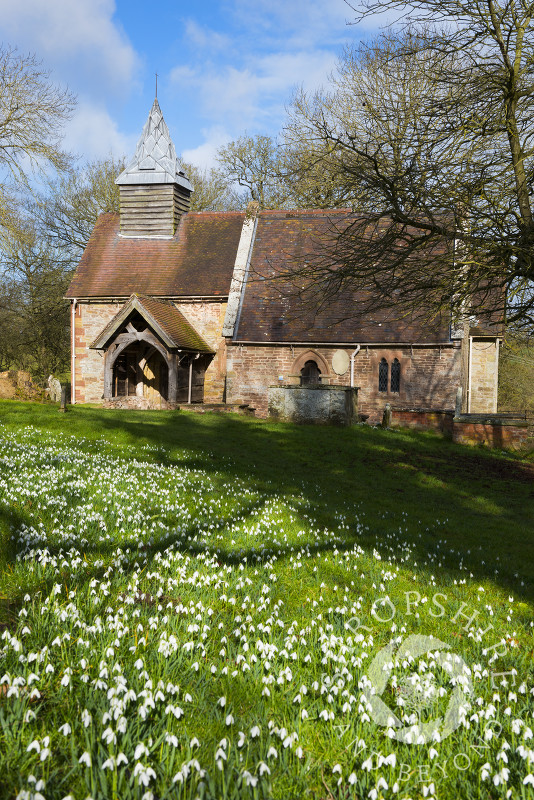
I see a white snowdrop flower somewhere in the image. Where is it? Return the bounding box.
[362,756,373,771]
[295,746,304,758]
[117,753,128,766]
[61,795,75,800]
[524,775,534,786]
[184,693,192,702]
[102,727,116,746]
[102,757,116,770]
[58,723,71,736]
[243,771,258,788]
[134,743,149,760]
[267,746,278,759]
[81,709,92,727]
[250,725,261,738]
[301,709,308,720]
[332,764,342,774]
[79,752,92,767]
[134,765,156,787]
[26,740,40,754]
[190,737,200,748]
[493,767,510,785]
[218,696,226,708]
[368,789,378,800]
[429,747,438,760]
[349,773,357,785]
[226,714,235,726]
[377,777,388,790]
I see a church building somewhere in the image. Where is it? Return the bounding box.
[66,100,501,423]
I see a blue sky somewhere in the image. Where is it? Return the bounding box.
[0,0,385,169]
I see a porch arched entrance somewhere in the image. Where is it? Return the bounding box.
[92,295,215,409]
[112,343,169,403]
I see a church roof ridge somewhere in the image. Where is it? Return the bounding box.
[116,98,192,191]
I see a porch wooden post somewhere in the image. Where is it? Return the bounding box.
[103,349,113,399]
[188,358,193,404]
[168,353,178,403]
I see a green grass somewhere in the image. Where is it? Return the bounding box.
[0,400,532,800]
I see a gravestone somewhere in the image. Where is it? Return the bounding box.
[382,402,392,428]
[48,375,62,402]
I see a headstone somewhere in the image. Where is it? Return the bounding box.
[59,385,68,413]
[455,386,463,417]
[48,375,62,403]
[382,402,392,428]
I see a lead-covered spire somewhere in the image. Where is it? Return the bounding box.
[116,98,191,191]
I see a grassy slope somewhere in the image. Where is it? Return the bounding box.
[0,401,532,800]
[1,401,532,605]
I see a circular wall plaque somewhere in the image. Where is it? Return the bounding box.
[332,349,350,375]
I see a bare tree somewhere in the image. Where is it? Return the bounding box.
[284,4,534,328]
[178,158,242,212]
[0,46,75,209]
[36,156,125,260]
[216,134,292,209]
[0,220,71,378]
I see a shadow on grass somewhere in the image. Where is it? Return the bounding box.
[1,401,533,603]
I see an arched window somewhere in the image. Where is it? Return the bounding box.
[390,358,401,393]
[300,360,321,386]
[378,358,388,392]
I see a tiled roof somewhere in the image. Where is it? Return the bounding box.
[90,294,213,353]
[234,210,452,344]
[66,211,245,298]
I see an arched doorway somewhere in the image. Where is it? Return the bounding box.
[112,343,169,405]
[300,359,321,386]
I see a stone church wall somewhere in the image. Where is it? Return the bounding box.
[469,339,498,413]
[174,301,228,404]
[226,343,462,422]
[73,300,229,405]
[74,302,122,404]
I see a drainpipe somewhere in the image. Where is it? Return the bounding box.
[71,299,77,404]
[350,345,361,387]
[467,335,473,413]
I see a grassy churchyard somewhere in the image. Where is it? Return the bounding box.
[0,401,533,800]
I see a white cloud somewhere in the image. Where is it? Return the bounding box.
[181,126,232,170]
[63,102,137,161]
[170,49,337,133]
[0,0,139,97]
[184,19,230,52]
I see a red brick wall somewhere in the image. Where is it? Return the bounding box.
[391,408,454,433]
[452,421,531,450]
[226,343,461,420]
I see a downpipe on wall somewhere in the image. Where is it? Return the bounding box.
[350,345,361,387]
